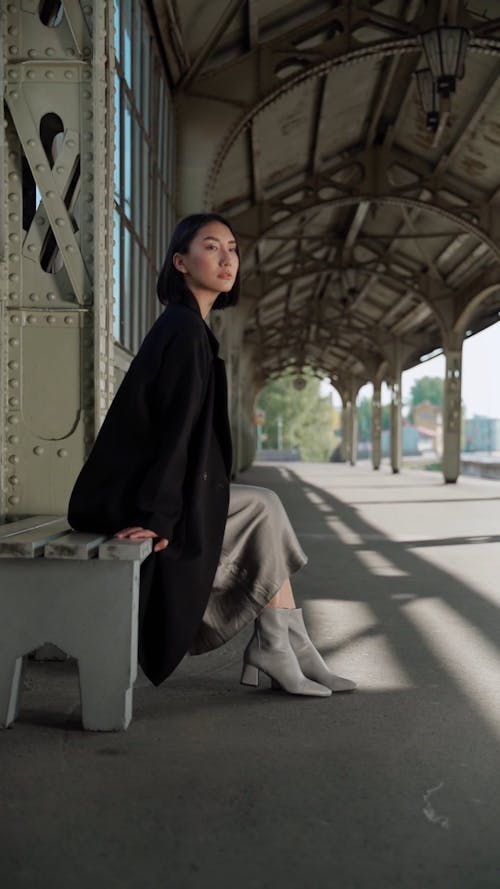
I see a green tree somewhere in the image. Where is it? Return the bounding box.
[256,368,335,461]
[357,397,390,441]
[408,376,443,422]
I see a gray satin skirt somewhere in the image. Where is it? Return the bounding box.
[189,484,308,654]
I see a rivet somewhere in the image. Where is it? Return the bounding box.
[83,47,91,57]
[64,70,73,79]
[36,215,44,225]
[57,449,68,458]
[8,68,18,78]
[8,194,18,201]
[84,111,93,120]
[28,49,38,59]
[9,398,19,408]
[55,217,65,225]
[8,171,19,180]
[27,245,37,253]
[34,446,44,456]
[36,164,46,172]
[9,213,19,222]
[66,48,76,57]
[64,316,74,324]
[27,140,36,148]
[8,232,19,241]
[8,273,19,282]
[9,338,19,347]
[67,139,75,148]
[29,293,39,302]
[27,70,35,79]
[9,47,19,56]
[9,253,19,261]
[47,292,56,301]
[8,293,19,302]
[8,416,19,425]
[46,48,56,57]
[7,27,18,37]
[83,92,91,100]
[9,476,19,487]
[8,90,19,100]
[10,314,20,323]
[8,496,20,505]
[46,190,55,198]
[8,379,19,388]
[8,361,19,370]
[27,315,37,324]
[47,315,56,324]
[66,244,75,252]
[56,166,66,175]
[8,436,19,445]
[9,455,19,465]
[45,70,55,79]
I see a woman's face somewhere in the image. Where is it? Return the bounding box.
[173,221,239,296]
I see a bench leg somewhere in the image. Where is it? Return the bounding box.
[78,657,134,731]
[0,653,25,728]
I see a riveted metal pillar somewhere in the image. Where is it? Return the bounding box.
[442,341,463,483]
[372,380,382,470]
[390,377,402,473]
[340,396,350,463]
[1,1,115,519]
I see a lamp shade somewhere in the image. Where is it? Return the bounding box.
[421,27,469,97]
[414,68,439,131]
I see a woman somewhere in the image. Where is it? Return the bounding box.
[68,213,356,697]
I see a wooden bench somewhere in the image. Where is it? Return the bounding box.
[0,516,152,731]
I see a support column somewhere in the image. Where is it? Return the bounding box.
[1,2,115,519]
[348,381,359,466]
[371,380,382,470]
[390,374,402,474]
[442,343,463,483]
[340,397,351,463]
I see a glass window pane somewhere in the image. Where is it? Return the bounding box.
[113,72,121,201]
[123,225,132,349]
[113,208,122,341]
[141,132,149,244]
[133,238,141,352]
[123,0,132,87]
[133,122,142,235]
[133,4,142,99]
[142,30,151,133]
[123,95,132,218]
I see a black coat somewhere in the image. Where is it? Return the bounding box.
[68,289,232,685]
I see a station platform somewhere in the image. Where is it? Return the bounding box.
[2,461,500,889]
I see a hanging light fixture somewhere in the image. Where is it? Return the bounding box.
[340,267,358,308]
[414,68,440,132]
[421,26,470,98]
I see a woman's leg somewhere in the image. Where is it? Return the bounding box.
[266,577,296,609]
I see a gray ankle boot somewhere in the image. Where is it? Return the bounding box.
[241,608,332,697]
[288,608,357,692]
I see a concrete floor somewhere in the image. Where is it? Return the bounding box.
[2,461,500,889]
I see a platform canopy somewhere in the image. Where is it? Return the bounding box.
[152,0,500,389]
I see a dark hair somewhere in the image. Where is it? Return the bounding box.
[157,213,241,309]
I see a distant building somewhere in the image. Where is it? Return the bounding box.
[464,415,500,452]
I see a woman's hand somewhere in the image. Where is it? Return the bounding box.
[114,527,169,553]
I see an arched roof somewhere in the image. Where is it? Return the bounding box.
[152,0,500,385]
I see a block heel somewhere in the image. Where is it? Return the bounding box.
[240,662,259,687]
